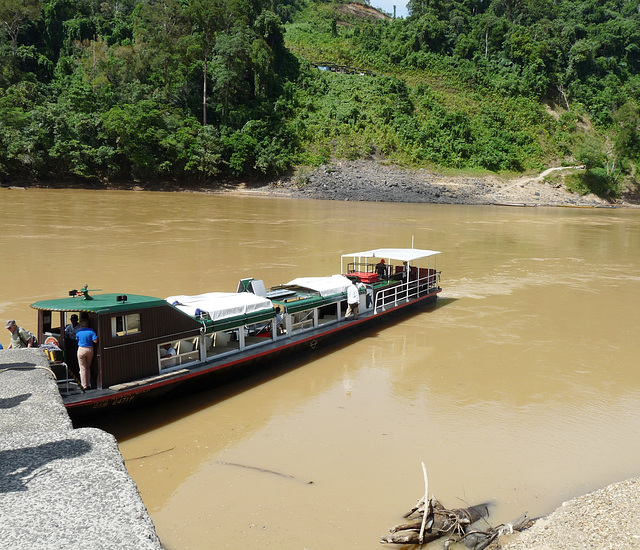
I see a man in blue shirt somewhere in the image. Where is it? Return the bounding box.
[76,320,98,390]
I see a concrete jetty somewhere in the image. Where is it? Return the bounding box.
[0,349,162,550]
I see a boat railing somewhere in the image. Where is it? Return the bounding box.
[346,261,375,274]
[373,271,440,313]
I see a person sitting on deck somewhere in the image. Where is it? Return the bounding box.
[375,259,387,280]
[160,343,176,358]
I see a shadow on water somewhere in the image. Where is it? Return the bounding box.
[83,297,453,441]
[0,439,92,493]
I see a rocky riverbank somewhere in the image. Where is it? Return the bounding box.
[11,159,639,208]
[224,160,638,208]
[500,478,640,549]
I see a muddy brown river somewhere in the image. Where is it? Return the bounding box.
[2,188,639,549]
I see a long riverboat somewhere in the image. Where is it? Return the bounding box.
[31,248,441,417]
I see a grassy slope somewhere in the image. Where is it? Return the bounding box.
[283,2,589,178]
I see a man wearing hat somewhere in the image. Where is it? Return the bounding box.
[5,320,36,349]
[65,314,79,339]
[375,258,387,280]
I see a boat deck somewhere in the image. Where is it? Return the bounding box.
[59,287,440,410]
[42,248,442,415]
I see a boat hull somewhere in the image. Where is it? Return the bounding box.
[65,291,439,419]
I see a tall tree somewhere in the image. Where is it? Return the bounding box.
[137,0,188,89]
[0,0,42,57]
[186,0,225,125]
[210,28,251,120]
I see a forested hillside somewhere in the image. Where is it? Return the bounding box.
[1,0,638,198]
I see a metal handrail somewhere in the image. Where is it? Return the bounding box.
[373,272,440,313]
[346,262,375,274]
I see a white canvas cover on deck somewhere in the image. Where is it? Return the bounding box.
[166,292,273,320]
[341,248,440,262]
[285,275,352,297]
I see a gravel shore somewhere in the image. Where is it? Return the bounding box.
[500,478,640,549]
[227,159,638,208]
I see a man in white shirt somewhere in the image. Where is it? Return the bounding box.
[161,343,176,357]
[345,279,360,320]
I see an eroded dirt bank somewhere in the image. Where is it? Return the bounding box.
[228,160,638,208]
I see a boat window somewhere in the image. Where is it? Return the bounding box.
[112,313,141,337]
[207,330,240,357]
[158,336,200,370]
[160,338,198,369]
[159,341,179,369]
[318,304,338,325]
[244,322,273,347]
[291,309,315,332]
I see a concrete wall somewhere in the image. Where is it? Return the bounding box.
[0,349,163,550]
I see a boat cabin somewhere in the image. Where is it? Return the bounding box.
[32,292,204,389]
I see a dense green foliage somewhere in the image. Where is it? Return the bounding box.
[0,0,303,183]
[1,0,638,196]
[285,0,640,196]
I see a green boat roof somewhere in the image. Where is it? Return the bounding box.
[31,293,167,314]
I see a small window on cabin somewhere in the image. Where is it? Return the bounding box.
[112,313,141,337]
[42,312,52,332]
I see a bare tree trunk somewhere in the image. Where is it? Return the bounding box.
[485,29,489,58]
[202,56,208,126]
[10,32,18,57]
[557,84,570,110]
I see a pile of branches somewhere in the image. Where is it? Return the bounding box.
[380,463,534,549]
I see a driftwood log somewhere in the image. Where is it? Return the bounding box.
[381,498,490,546]
[381,463,534,548]
[460,512,535,550]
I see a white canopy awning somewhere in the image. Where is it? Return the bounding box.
[285,275,352,297]
[166,292,273,321]
[341,248,440,262]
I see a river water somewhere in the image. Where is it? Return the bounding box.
[2,188,640,549]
